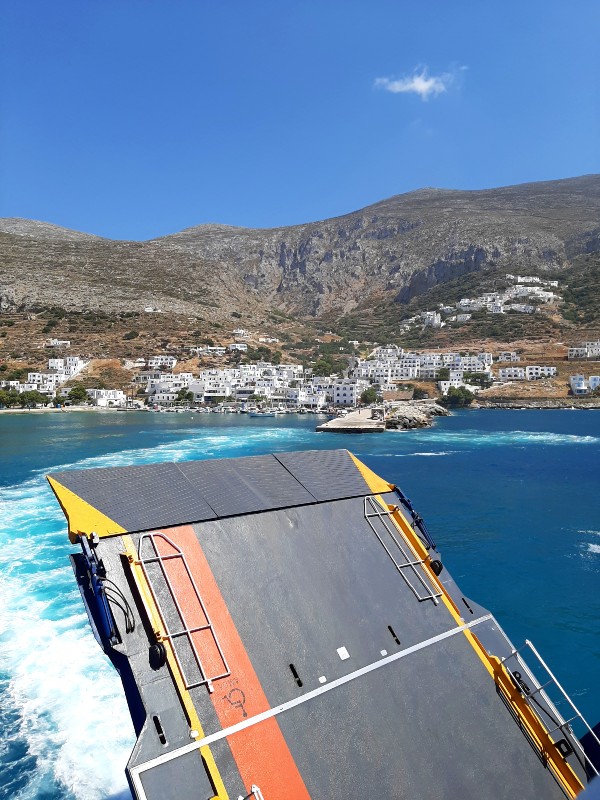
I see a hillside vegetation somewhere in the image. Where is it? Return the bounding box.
[1,175,599,358]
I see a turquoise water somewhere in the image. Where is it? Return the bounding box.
[0,409,599,800]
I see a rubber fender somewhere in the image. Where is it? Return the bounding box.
[430,559,443,576]
[149,641,167,670]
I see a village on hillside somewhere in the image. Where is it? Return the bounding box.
[1,335,599,413]
[1,270,600,411]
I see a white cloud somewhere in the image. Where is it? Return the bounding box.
[374,66,464,101]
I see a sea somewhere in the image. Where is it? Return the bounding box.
[0,408,599,800]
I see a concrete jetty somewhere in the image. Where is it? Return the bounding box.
[316,401,450,433]
[316,409,385,433]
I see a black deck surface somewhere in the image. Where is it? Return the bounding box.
[63,454,575,799]
[49,449,376,533]
[191,497,566,800]
[51,461,217,531]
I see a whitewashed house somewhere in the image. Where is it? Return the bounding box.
[86,389,126,407]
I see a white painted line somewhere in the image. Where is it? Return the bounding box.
[130,614,492,786]
[337,646,350,661]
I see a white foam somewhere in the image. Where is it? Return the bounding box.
[0,424,320,798]
[410,451,454,457]
[362,451,455,458]
[587,544,600,554]
[0,476,134,799]
[411,429,600,448]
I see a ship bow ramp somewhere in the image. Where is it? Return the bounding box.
[47,449,597,799]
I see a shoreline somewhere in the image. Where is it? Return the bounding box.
[476,398,600,410]
[0,405,125,414]
[2,398,600,417]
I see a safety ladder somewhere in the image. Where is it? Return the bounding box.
[364,496,441,605]
[137,532,230,692]
[501,639,599,777]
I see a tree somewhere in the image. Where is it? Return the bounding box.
[18,390,49,408]
[176,388,194,403]
[463,371,492,388]
[437,367,450,381]
[68,384,89,404]
[0,389,20,408]
[360,386,379,405]
[440,386,474,407]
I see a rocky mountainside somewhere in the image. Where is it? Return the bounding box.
[1,175,599,321]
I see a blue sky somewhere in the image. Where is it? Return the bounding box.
[1,1,598,239]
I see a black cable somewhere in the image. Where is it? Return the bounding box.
[99,576,136,633]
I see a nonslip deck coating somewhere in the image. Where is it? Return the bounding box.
[49,450,586,799]
[48,449,374,534]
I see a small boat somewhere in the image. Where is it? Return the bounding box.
[249,411,276,417]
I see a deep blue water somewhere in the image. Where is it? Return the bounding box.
[0,409,598,800]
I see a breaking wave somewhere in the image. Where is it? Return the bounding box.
[370,451,456,458]
[413,430,600,447]
[0,474,135,800]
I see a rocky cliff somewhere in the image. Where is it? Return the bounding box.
[1,175,599,321]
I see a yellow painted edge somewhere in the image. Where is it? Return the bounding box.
[472,641,583,798]
[47,476,127,543]
[121,535,229,800]
[369,495,583,798]
[348,451,394,495]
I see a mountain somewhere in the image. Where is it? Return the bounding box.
[1,175,599,323]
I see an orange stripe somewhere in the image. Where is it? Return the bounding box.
[157,525,312,800]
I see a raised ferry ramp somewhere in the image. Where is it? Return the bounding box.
[47,449,598,799]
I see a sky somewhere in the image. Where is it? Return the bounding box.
[1,0,599,240]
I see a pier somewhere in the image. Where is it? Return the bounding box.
[316,408,385,433]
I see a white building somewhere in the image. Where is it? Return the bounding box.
[570,375,589,395]
[498,352,520,362]
[438,379,480,395]
[498,367,526,381]
[86,389,126,407]
[525,366,557,380]
[505,304,536,314]
[148,355,178,369]
[27,370,63,390]
[421,311,443,328]
[332,379,368,406]
[569,374,600,395]
[568,341,600,360]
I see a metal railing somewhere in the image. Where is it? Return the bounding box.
[500,638,599,776]
[137,532,230,692]
[364,496,441,604]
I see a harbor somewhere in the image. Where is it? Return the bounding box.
[316,401,449,432]
[316,407,385,432]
